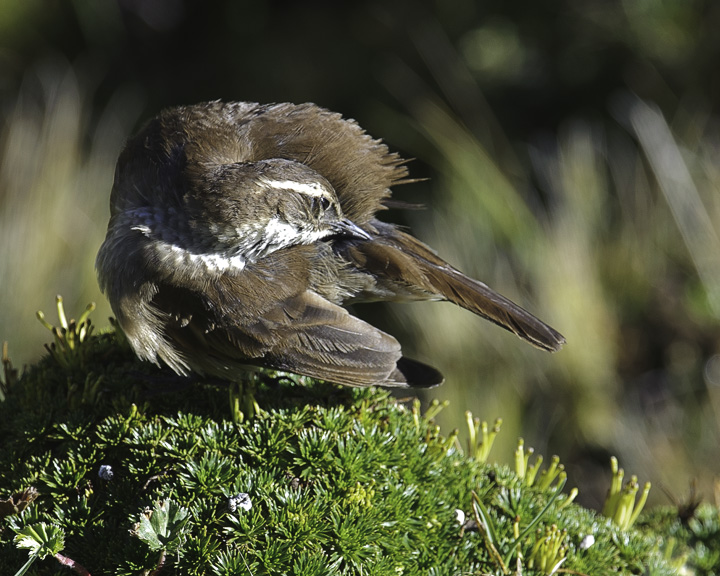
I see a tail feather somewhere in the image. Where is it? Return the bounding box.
[345,222,566,353]
[423,264,565,352]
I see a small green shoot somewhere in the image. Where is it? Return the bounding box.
[36,296,95,369]
[465,412,502,462]
[602,456,651,530]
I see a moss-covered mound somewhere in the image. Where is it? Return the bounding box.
[0,304,714,575]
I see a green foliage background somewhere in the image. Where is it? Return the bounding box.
[1,0,719,510]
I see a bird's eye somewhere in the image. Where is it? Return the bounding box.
[312,197,331,215]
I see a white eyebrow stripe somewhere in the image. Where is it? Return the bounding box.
[262,179,327,197]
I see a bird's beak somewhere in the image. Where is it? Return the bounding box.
[332,219,372,241]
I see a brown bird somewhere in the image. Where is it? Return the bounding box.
[96,101,564,389]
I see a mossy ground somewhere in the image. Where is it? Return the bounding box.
[0,323,716,575]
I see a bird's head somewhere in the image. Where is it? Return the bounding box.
[183,158,370,261]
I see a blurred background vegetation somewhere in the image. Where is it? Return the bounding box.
[1,0,719,510]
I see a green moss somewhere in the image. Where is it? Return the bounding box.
[0,303,705,575]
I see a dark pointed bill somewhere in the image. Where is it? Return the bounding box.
[331,219,372,241]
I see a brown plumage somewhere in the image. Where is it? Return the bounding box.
[96,101,564,389]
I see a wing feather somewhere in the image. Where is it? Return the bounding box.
[150,247,442,387]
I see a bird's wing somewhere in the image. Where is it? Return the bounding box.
[150,247,443,388]
[248,289,442,388]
